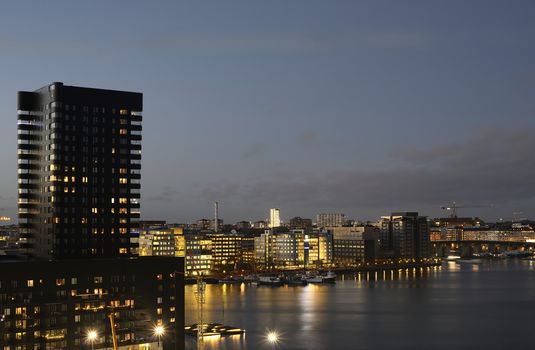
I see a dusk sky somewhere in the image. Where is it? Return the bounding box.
[2,1,535,223]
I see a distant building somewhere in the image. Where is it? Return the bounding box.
[196,219,211,230]
[269,208,281,228]
[209,233,242,271]
[236,221,252,230]
[253,220,268,229]
[185,234,213,276]
[289,217,313,229]
[380,212,430,259]
[139,220,167,230]
[210,218,224,232]
[253,229,332,269]
[316,213,346,228]
[240,235,256,267]
[330,226,379,265]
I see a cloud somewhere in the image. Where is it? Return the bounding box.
[196,128,535,218]
[242,142,267,159]
[297,131,321,146]
[145,185,181,201]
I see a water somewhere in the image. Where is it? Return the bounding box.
[185,260,535,349]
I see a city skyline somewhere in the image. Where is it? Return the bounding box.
[2,1,535,223]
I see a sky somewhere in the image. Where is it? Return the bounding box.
[1,1,535,223]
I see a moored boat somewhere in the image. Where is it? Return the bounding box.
[257,276,284,286]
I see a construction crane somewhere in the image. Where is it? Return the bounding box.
[194,275,206,349]
[440,202,493,218]
[108,312,119,350]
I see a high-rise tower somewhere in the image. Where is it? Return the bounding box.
[17,82,142,259]
[269,208,281,228]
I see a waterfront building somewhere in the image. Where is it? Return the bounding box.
[330,226,379,266]
[316,213,346,228]
[303,230,333,268]
[209,233,242,272]
[269,208,281,228]
[240,235,256,267]
[289,216,313,229]
[253,229,333,269]
[0,257,184,350]
[380,212,430,259]
[17,82,142,259]
[185,234,213,276]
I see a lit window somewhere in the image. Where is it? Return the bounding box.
[119,129,127,135]
[119,178,128,184]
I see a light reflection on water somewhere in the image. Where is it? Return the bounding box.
[185,260,535,349]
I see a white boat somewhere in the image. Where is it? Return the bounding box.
[306,271,336,284]
[257,276,283,286]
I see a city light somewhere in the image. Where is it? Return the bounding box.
[86,330,98,350]
[154,325,165,346]
[266,330,280,348]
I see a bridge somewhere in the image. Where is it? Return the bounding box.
[432,239,535,257]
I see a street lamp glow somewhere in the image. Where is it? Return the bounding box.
[87,330,97,350]
[266,331,279,344]
[154,325,165,337]
[87,330,97,341]
[154,325,165,347]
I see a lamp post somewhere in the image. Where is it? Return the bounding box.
[154,325,165,348]
[86,330,98,350]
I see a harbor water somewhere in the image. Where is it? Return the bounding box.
[185,260,535,349]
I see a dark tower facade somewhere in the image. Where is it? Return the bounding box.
[17,82,142,259]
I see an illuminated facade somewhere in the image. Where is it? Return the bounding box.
[185,235,213,276]
[210,233,242,271]
[316,213,346,228]
[269,208,281,228]
[253,230,333,269]
[17,82,142,259]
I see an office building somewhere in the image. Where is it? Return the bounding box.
[139,227,185,258]
[236,221,252,230]
[17,82,142,259]
[289,216,312,230]
[209,233,242,272]
[185,234,213,276]
[330,226,379,266]
[316,213,346,228]
[380,212,430,259]
[269,208,281,228]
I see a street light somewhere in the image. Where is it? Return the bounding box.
[266,330,279,349]
[154,325,165,347]
[86,330,98,350]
